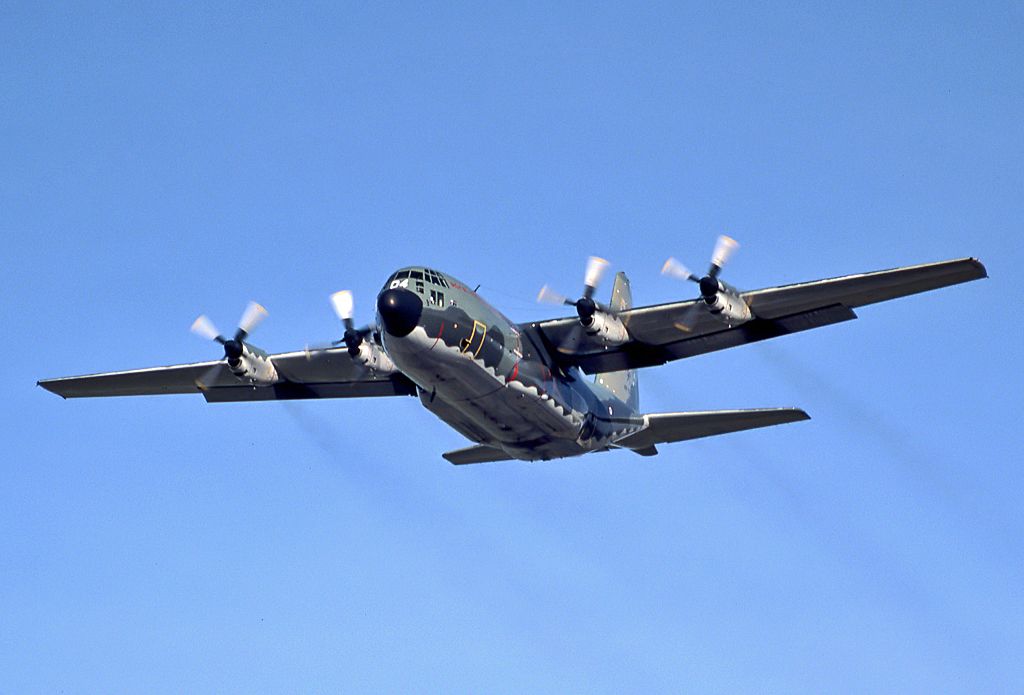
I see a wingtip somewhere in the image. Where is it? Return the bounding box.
[956,257,988,279]
[777,407,811,422]
[37,379,67,399]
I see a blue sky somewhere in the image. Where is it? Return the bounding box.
[2,2,1022,691]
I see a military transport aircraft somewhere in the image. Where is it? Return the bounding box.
[38,238,986,464]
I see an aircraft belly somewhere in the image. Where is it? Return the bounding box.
[387,326,584,455]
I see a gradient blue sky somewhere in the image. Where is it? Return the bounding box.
[2,2,1022,692]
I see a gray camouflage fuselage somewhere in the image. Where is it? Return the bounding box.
[375,267,642,461]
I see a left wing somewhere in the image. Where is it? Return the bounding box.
[524,257,986,374]
[38,348,418,402]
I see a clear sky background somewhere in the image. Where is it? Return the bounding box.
[2,2,1022,692]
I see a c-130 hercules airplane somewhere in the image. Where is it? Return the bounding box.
[39,237,986,464]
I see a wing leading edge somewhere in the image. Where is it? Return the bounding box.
[38,349,417,401]
[526,257,986,374]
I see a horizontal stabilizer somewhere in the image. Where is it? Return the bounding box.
[617,408,809,451]
[443,444,514,465]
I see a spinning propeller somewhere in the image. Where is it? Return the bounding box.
[662,235,742,330]
[538,256,621,353]
[189,301,269,388]
[190,301,268,363]
[303,290,376,360]
[328,290,375,357]
[537,256,615,325]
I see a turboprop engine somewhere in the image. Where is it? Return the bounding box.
[328,290,397,374]
[663,235,754,330]
[225,345,279,383]
[697,275,752,325]
[537,256,631,350]
[581,308,629,344]
[190,301,280,386]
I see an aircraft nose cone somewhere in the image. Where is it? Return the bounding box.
[377,288,423,337]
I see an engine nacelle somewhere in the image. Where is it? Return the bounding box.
[705,290,752,326]
[582,311,629,346]
[228,347,279,385]
[352,341,397,374]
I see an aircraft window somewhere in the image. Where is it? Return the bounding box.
[397,270,411,279]
[411,271,423,280]
[440,277,449,288]
[416,280,424,293]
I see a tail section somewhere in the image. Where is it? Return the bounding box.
[597,272,639,410]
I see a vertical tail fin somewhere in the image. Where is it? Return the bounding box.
[595,272,639,410]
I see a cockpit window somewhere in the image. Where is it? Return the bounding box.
[385,268,450,292]
[424,269,449,288]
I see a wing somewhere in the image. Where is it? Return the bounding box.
[38,348,418,402]
[524,257,986,374]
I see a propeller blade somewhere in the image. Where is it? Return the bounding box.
[709,235,739,275]
[330,290,354,322]
[583,256,610,295]
[661,257,699,283]
[672,302,704,333]
[194,363,226,391]
[304,341,342,361]
[190,315,223,343]
[537,285,570,306]
[556,323,586,354]
[237,301,268,337]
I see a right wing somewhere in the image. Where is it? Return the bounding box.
[525,257,986,374]
[38,348,418,402]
